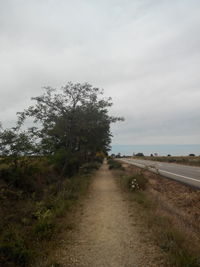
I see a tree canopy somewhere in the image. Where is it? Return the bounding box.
[0,82,123,175]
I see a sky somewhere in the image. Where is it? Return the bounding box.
[0,0,200,147]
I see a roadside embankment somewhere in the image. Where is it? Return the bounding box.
[109,159,200,267]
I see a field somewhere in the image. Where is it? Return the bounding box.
[133,156,200,166]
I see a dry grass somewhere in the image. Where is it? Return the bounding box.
[135,156,200,167]
[118,162,200,267]
[0,163,95,267]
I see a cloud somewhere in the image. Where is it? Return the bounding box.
[0,0,200,144]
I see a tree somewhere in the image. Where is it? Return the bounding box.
[16,82,123,175]
[135,152,144,157]
[0,127,35,167]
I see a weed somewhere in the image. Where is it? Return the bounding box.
[120,172,148,191]
[79,162,100,174]
[0,228,31,266]
[34,219,55,240]
[107,159,124,170]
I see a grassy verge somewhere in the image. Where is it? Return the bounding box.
[0,161,100,266]
[108,160,200,267]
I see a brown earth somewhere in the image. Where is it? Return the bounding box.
[39,161,167,267]
[123,163,200,247]
[127,163,200,229]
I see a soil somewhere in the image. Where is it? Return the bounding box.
[42,161,167,267]
[123,163,200,231]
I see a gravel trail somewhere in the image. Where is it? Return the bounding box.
[50,161,166,267]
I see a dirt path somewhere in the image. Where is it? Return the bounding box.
[46,161,166,267]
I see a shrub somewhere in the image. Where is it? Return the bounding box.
[135,153,144,157]
[0,164,13,182]
[79,162,100,174]
[123,172,148,191]
[0,163,40,193]
[33,203,55,240]
[107,159,124,170]
[34,219,55,240]
[50,149,80,176]
[0,229,30,266]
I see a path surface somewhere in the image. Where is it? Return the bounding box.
[49,162,166,267]
[120,158,200,188]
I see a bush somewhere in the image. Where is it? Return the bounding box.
[123,172,148,191]
[135,153,144,157]
[107,159,124,170]
[79,162,100,174]
[0,164,13,182]
[0,229,30,266]
[0,162,40,193]
[95,152,105,163]
[34,219,55,240]
[50,149,80,176]
[33,208,55,240]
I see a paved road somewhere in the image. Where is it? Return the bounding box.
[120,158,200,189]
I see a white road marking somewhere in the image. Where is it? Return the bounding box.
[121,159,200,184]
[159,169,200,183]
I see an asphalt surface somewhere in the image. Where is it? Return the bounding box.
[120,158,200,189]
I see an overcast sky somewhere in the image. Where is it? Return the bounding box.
[0,0,200,145]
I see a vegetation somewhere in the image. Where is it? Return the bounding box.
[1,83,122,176]
[107,158,124,170]
[135,152,144,157]
[123,172,148,191]
[111,160,200,267]
[137,156,200,166]
[0,82,122,266]
[108,159,148,191]
[0,165,93,266]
